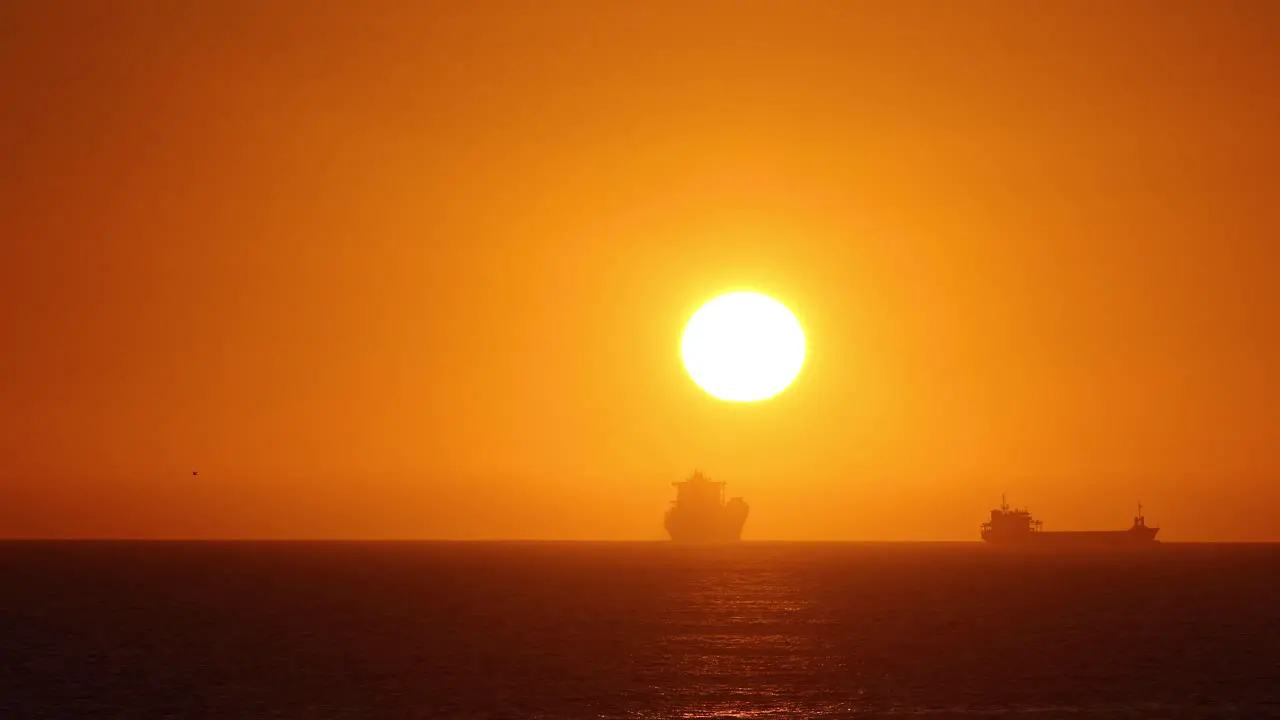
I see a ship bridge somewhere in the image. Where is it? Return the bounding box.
[981,495,1043,538]
[672,470,726,506]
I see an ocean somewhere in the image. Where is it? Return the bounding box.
[1,541,1277,719]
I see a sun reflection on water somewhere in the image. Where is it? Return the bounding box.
[635,556,855,719]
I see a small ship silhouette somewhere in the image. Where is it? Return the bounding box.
[664,470,748,541]
[981,495,1160,545]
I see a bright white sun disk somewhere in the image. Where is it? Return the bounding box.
[681,292,806,402]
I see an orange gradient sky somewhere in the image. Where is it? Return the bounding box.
[2,1,1278,540]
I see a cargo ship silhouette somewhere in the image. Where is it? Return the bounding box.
[664,471,748,541]
[981,496,1160,545]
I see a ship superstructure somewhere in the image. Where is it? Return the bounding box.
[664,470,748,541]
[981,496,1160,545]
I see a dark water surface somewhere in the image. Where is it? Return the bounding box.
[2,541,1278,719]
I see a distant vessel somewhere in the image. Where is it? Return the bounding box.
[664,471,749,541]
[981,496,1160,545]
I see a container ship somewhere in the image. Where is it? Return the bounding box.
[664,470,748,541]
[981,496,1160,545]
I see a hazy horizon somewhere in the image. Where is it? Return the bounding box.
[3,468,1277,542]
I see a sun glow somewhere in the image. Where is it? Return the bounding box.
[681,292,806,402]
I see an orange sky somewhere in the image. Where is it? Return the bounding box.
[2,1,1277,540]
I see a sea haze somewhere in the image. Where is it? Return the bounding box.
[1,541,1277,719]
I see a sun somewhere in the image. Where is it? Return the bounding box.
[681,291,807,402]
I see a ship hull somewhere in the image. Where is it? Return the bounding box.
[984,527,1160,545]
[665,509,748,542]
[665,529,744,542]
